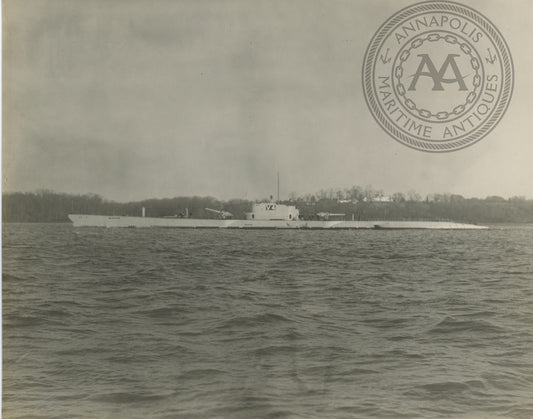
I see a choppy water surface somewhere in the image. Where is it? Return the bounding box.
[3,224,533,418]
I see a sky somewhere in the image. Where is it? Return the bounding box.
[3,0,533,202]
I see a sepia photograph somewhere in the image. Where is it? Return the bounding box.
[2,0,533,417]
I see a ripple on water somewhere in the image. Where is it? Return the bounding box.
[3,224,533,418]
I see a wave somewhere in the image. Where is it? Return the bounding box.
[177,368,227,380]
[135,306,190,319]
[2,272,30,282]
[89,392,170,404]
[427,316,507,335]
[415,380,486,394]
[253,345,300,357]
[219,313,295,329]
[3,315,52,329]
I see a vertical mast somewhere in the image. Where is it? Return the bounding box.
[277,172,280,202]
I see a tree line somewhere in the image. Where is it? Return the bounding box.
[2,188,533,223]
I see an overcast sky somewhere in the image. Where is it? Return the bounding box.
[3,0,532,202]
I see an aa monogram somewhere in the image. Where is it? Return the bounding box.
[363,1,513,152]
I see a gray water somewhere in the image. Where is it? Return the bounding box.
[3,223,533,418]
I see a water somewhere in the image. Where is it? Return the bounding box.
[3,223,533,418]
